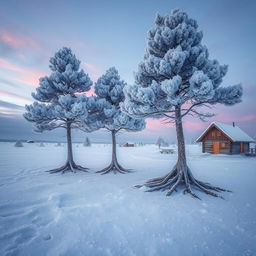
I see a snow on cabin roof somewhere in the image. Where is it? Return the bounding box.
[197,121,255,142]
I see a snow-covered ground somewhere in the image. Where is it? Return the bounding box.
[0,142,256,256]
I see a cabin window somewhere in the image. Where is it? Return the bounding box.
[221,143,226,148]
[211,131,215,137]
[217,131,221,137]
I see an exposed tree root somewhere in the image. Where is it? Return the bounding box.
[137,164,230,199]
[47,161,89,174]
[96,160,131,175]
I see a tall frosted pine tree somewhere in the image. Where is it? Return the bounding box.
[122,10,242,198]
[24,47,94,173]
[95,67,145,174]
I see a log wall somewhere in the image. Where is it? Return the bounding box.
[201,126,231,154]
[231,142,249,154]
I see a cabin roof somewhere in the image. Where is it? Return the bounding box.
[196,121,255,142]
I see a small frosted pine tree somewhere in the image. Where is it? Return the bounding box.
[122,10,242,198]
[39,142,45,147]
[83,137,91,147]
[156,137,165,149]
[95,67,145,174]
[14,140,23,147]
[24,47,95,173]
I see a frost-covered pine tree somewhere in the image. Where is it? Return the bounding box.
[39,142,45,147]
[83,137,91,147]
[95,67,145,174]
[122,10,242,198]
[24,47,94,173]
[14,140,23,147]
[156,137,165,149]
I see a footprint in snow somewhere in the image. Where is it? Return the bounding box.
[199,209,208,214]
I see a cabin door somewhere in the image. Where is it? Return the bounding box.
[240,142,244,153]
[213,141,220,154]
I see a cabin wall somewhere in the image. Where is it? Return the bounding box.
[219,141,231,154]
[201,127,231,154]
[203,141,231,154]
[244,143,249,153]
[231,142,249,154]
[231,142,241,154]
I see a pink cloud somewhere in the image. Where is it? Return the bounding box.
[0,91,31,101]
[82,62,102,81]
[240,115,256,121]
[86,88,95,96]
[212,107,256,123]
[0,106,24,115]
[146,118,204,132]
[75,88,95,97]
[146,119,164,130]
[0,28,39,50]
[0,58,45,87]
[143,117,206,140]
[183,120,205,131]
[0,90,33,112]
[144,119,174,135]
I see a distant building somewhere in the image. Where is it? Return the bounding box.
[196,122,254,154]
[122,142,135,147]
[26,140,35,143]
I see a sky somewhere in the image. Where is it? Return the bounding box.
[0,0,255,143]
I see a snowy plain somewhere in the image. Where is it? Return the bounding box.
[0,142,256,256]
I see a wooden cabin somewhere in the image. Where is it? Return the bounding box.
[197,122,254,154]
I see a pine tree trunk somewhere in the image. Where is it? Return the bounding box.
[96,130,131,174]
[48,120,88,174]
[111,130,118,165]
[175,106,187,173]
[66,121,74,164]
[140,106,229,199]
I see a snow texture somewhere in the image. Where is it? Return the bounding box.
[121,9,243,121]
[0,143,255,255]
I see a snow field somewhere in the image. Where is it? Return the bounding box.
[0,143,256,256]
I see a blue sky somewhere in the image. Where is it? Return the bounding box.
[0,0,255,143]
